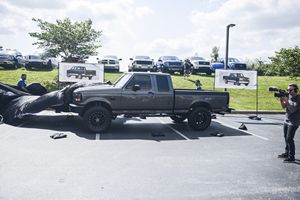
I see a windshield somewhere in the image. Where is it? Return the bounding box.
[190,56,204,60]
[135,56,150,60]
[29,55,41,59]
[162,56,179,61]
[236,73,244,78]
[104,55,118,59]
[228,58,240,62]
[114,73,132,88]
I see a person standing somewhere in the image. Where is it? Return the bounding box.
[17,74,29,92]
[278,83,300,162]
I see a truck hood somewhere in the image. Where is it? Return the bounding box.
[74,84,121,94]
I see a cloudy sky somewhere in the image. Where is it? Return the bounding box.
[0,0,299,69]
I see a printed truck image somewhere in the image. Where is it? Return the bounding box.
[223,73,250,86]
[66,66,96,80]
[70,72,230,132]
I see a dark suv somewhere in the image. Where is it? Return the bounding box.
[156,56,184,74]
[0,50,24,69]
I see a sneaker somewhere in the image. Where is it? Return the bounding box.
[278,153,288,158]
[283,157,295,162]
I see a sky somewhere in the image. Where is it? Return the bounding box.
[1,0,300,70]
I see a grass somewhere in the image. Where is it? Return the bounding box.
[0,68,295,111]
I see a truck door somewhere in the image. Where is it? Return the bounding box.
[153,75,173,111]
[121,74,154,110]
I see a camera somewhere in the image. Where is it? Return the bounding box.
[268,87,289,98]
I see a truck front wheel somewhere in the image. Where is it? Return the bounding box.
[170,115,186,123]
[83,106,112,132]
[188,107,211,130]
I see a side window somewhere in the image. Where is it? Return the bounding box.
[156,75,170,92]
[126,75,151,91]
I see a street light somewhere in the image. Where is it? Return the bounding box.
[224,23,235,91]
[225,23,236,70]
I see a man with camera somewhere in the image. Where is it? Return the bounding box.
[278,84,300,162]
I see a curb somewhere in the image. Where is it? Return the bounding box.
[231,110,285,114]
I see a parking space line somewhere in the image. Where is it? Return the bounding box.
[95,133,100,140]
[217,121,269,141]
[157,118,191,141]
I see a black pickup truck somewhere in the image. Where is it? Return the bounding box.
[66,66,96,80]
[70,72,230,132]
[223,73,249,86]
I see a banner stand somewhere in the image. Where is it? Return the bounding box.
[248,71,261,120]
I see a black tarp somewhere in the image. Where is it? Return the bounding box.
[0,81,106,124]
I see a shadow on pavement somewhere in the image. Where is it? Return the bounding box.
[17,114,252,141]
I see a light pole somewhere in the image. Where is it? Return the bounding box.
[224,23,235,91]
[225,24,235,70]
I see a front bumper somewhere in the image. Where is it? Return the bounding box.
[69,103,84,114]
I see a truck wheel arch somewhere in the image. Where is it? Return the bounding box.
[80,101,112,117]
[190,102,211,112]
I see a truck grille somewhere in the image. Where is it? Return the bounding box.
[136,60,153,65]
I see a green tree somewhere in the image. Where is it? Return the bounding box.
[269,46,300,79]
[29,18,102,62]
[210,46,219,62]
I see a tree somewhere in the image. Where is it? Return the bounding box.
[210,46,219,62]
[269,46,300,79]
[29,18,102,62]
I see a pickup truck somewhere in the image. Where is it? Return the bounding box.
[223,73,249,86]
[66,66,96,80]
[211,58,247,72]
[70,72,230,132]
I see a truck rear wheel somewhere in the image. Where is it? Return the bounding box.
[170,115,186,123]
[188,107,211,130]
[83,106,112,132]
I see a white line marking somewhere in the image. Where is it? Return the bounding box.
[157,118,191,141]
[217,121,269,141]
[95,133,100,140]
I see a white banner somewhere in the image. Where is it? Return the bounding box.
[59,62,104,83]
[215,69,257,89]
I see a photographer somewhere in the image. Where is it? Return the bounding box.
[278,84,300,162]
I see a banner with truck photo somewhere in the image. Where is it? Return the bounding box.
[214,69,257,89]
[59,62,104,83]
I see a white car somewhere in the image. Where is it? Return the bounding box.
[188,56,212,75]
[128,55,155,72]
[98,55,122,72]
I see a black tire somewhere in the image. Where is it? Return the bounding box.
[83,106,112,132]
[170,115,187,123]
[188,107,211,130]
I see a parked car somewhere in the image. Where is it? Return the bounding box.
[24,55,52,70]
[188,56,212,75]
[66,66,96,80]
[223,73,249,86]
[98,55,122,72]
[70,72,230,132]
[128,55,155,72]
[211,57,247,72]
[0,50,24,69]
[156,56,184,74]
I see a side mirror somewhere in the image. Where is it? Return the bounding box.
[119,58,122,61]
[158,59,162,62]
[130,58,133,60]
[132,84,140,91]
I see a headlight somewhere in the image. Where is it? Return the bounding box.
[73,93,82,103]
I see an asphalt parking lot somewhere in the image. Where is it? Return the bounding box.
[0,112,300,200]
